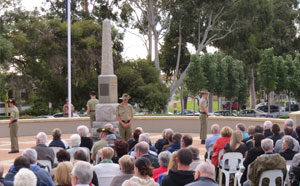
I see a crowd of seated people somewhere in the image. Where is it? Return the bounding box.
[2,119,300,186]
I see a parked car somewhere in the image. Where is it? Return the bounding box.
[257,105,279,113]
[53,112,80,118]
[222,102,246,111]
[214,110,237,117]
[285,103,299,111]
[238,109,267,117]
[176,110,200,116]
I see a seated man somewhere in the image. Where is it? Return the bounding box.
[91,127,111,161]
[67,134,90,162]
[245,126,264,150]
[181,134,193,148]
[280,119,297,138]
[71,161,93,186]
[127,128,143,151]
[14,168,37,186]
[186,162,218,186]
[247,139,287,186]
[188,146,202,171]
[205,124,220,159]
[280,135,297,160]
[155,128,173,154]
[5,156,30,181]
[0,165,13,186]
[166,133,182,153]
[135,141,159,168]
[31,132,55,167]
[162,148,195,186]
[274,127,299,153]
[129,133,157,157]
[263,121,273,138]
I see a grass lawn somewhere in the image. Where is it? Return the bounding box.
[169,100,220,113]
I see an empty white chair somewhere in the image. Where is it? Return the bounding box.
[258,170,284,186]
[218,152,243,186]
[206,146,213,163]
[37,160,52,172]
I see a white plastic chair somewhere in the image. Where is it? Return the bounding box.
[218,152,243,186]
[258,170,284,186]
[97,176,114,186]
[37,160,52,172]
[206,146,213,163]
[80,147,91,162]
[50,147,63,164]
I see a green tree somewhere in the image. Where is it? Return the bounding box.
[274,55,288,112]
[284,54,298,111]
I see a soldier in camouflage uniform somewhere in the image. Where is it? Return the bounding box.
[8,99,19,153]
[116,93,134,141]
[87,91,99,128]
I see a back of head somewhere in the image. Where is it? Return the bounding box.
[195,162,215,179]
[182,134,193,147]
[14,168,37,186]
[285,119,294,127]
[57,149,71,162]
[247,126,256,136]
[72,161,93,184]
[139,133,150,143]
[70,134,81,147]
[158,151,171,167]
[253,134,265,149]
[22,148,37,164]
[172,133,182,143]
[135,141,149,155]
[90,91,96,96]
[261,139,273,152]
[168,151,178,170]
[135,157,153,177]
[211,124,220,134]
[271,124,281,135]
[119,155,135,174]
[284,126,293,136]
[263,121,273,130]
[36,132,47,144]
[236,123,246,132]
[164,128,174,139]
[14,156,30,168]
[52,128,62,140]
[74,150,88,162]
[296,126,300,138]
[77,125,89,137]
[282,135,294,150]
[255,126,264,134]
[187,146,200,160]
[230,130,242,150]
[133,128,142,141]
[220,126,233,137]
[104,123,114,132]
[98,147,114,159]
[177,148,193,166]
[55,162,73,185]
[114,139,129,157]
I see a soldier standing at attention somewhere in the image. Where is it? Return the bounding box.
[199,89,209,144]
[116,93,134,141]
[8,99,19,153]
[63,98,74,117]
[87,91,99,128]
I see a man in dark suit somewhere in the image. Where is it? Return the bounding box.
[186,162,218,186]
[135,141,159,168]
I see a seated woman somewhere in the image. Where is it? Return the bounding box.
[55,162,73,186]
[93,147,121,186]
[112,139,129,164]
[153,151,171,182]
[211,126,233,168]
[122,157,159,186]
[269,124,282,145]
[110,155,135,186]
[240,134,265,184]
[224,130,248,157]
[48,128,69,149]
[157,151,178,185]
[280,135,297,160]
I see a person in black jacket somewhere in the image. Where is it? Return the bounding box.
[263,121,273,137]
[280,135,297,160]
[135,142,159,169]
[240,134,265,184]
[162,148,195,186]
[268,124,282,146]
[155,128,173,154]
[77,125,93,151]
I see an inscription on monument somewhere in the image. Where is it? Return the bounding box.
[100,84,109,96]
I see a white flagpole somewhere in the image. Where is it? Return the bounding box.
[67,0,72,118]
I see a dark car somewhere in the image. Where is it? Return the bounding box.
[257,105,279,113]
[222,102,246,111]
[285,104,299,111]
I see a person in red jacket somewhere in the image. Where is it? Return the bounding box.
[211,126,233,167]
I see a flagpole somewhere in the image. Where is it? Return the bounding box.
[67,0,72,118]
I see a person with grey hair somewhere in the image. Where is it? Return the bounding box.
[155,128,174,154]
[135,141,159,168]
[129,133,157,157]
[281,119,297,138]
[14,168,37,186]
[77,125,93,151]
[71,161,93,186]
[68,134,89,162]
[0,165,13,186]
[188,146,202,171]
[280,135,297,160]
[247,139,287,186]
[274,127,299,153]
[153,151,171,181]
[263,121,273,137]
[205,124,221,159]
[31,132,55,167]
[186,162,218,186]
[104,123,122,139]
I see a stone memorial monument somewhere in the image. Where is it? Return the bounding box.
[92,19,119,140]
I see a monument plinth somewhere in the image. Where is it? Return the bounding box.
[92,19,119,141]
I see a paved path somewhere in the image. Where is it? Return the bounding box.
[0,133,207,176]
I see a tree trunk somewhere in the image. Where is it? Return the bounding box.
[193,97,196,115]
[230,99,233,115]
[278,94,281,116]
[208,93,213,113]
[148,25,152,62]
[267,92,271,114]
[153,32,160,72]
[249,67,256,109]
[180,84,184,115]
[184,96,188,110]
